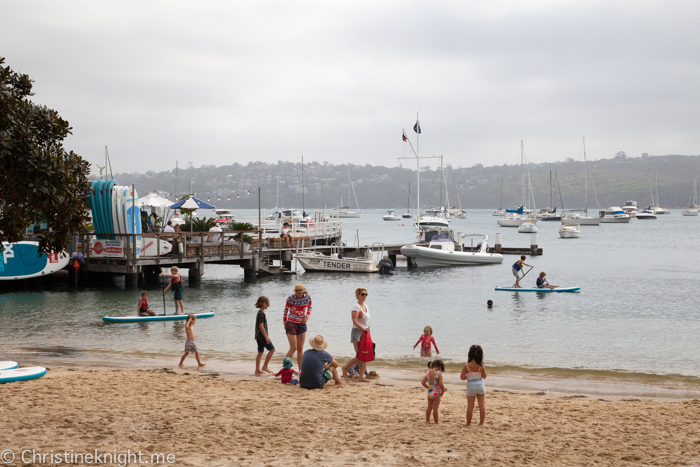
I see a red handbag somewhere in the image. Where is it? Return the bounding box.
[357,329,375,362]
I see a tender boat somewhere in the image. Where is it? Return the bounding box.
[559,223,580,238]
[635,210,657,220]
[599,207,631,223]
[296,245,380,273]
[382,210,401,221]
[400,234,503,267]
[518,221,538,233]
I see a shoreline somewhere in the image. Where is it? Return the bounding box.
[10,351,700,401]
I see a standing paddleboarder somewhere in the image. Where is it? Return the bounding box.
[512,255,533,289]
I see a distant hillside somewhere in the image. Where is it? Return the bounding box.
[107,154,700,210]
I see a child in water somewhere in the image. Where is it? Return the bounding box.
[512,255,533,288]
[414,326,440,357]
[460,345,487,426]
[254,296,275,375]
[137,291,155,316]
[179,314,205,370]
[487,300,493,308]
[162,266,184,315]
[275,357,297,384]
[421,360,446,424]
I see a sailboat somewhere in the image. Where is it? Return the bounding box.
[453,174,468,219]
[539,171,563,221]
[402,182,412,218]
[337,167,361,218]
[497,141,537,227]
[682,176,699,216]
[492,177,505,216]
[647,171,670,215]
[561,138,601,225]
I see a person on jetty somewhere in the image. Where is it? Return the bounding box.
[299,335,345,389]
[414,326,439,357]
[280,222,293,247]
[421,360,446,424]
[162,266,184,315]
[275,357,297,384]
[460,345,487,426]
[179,314,205,370]
[284,283,311,369]
[254,296,275,375]
[208,222,223,242]
[341,286,371,382]
[536,272,559,290]
[512,255,533,288]
[137,291,155,316]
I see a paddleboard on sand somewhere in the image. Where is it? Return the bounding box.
[102,312,215,323]
[495,286,581,292]
[0,361,19,371]
[0,367,47,384]
[1,242,70,280]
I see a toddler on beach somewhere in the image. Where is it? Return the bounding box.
[137,291,155,316]
[275,357,297,384]
[414,326,439,357]
[255,296,275,375]
[460,345,487,426]
[421,360,446,424]
[179,314,205,370]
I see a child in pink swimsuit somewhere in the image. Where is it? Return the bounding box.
[414,326,440,357]
[421,360,446,424]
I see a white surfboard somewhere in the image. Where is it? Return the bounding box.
[0,361,18,371]
[0,366,47,384]
[140,237,172,256]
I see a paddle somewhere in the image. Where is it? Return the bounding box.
[161,275,167,316]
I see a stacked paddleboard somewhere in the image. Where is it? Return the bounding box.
[89,180,171,257]
[1,241,70,281]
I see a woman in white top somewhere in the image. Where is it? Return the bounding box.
[341,286,371,382]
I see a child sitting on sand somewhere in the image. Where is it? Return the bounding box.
[275,357,297,384]
[421,360,446,424]
[255,296,275,375]
[179,314,205,370]
[414,326,440,357]
[137,291,155,316]
[460,345,487,426]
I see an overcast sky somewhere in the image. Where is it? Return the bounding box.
[3,0,700,174]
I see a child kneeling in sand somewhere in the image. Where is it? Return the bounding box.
[421,360,446,424]
[179,314,205,370]
[460,345,487,426]
[275,357,297,384]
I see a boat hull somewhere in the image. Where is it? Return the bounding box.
[296,254,378,273]
[338,212,361,218]
[495,286,580,292]
[559,231,580,238]
[498,217,537,227]
[400,245,503,267]
[599,216,631,223]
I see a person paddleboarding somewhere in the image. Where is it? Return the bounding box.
[536,272,559,290]
[512,255,533,288]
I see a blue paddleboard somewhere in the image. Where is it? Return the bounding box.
[102,312,216,323]
[0,367,47,384]
[1,242,71,280]
[495,286,581,293]
[0,361,18,371]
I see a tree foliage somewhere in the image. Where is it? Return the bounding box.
[0,57,90,253]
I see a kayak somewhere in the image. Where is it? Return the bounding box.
[0,361,19,371]
[102,312,215,323]
[495,286,581,293]
[0,366,47,384]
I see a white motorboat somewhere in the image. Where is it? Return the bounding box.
[400,234,503,267]
[518,221,538,233]
[599,207,631,223]
[213,209,235,226]
[416,209,450,229]
[682,208,699,216]
[559,224,580,238]
[560,211,600,225]
[622,200,639,216]
[382,210,401,221]
[498,211,537,227]
[454,210,468,219]
[635,210,657,220]
[492,209,506,216]
[296,246,379,273]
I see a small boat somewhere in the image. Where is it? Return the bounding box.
[495,286,580,293]
[400,234,503,267]
[635,210,657,220]
[402,212,412,218]
[559,224,581,238]
[454,210,468,219]
[492,208,506,216]
[382,210,401,221]
[103,312,215,323]
[599,207,631,223]
[402,183,413,218]
[295,245,380,273]
[518,221,538,233]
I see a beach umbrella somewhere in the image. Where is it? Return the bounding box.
[169,196,215,210]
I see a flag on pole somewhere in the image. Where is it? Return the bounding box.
[413,120,421,134]
[402,131,408,142]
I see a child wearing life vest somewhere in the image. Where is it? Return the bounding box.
[536,271,559,290]
[162,266,184,315]
[414,326,440,357]
[137,291,155,316]
[512,255,533,288]
[421,360,446,424]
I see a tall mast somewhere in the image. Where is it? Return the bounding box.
[583,137,588,216]
[347,167,351,208]
[520,140,525,208]
[416,112,420,216]
[550,170,553,209]
[301,155,305,214]
[440,155,443,209]
[275,171,279,208]
[175,161,178,201]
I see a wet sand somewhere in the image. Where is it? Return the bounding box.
[2,367,700,466]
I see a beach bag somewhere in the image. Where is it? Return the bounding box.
[357,329,375,362]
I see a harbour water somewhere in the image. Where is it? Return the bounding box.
[2,210,699,396]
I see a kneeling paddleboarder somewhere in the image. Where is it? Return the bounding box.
[536,272,559,290]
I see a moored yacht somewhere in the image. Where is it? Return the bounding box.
[560,211,600,225]
[599,207,631,223]
[622,200,639,216]
[636,210,657,220]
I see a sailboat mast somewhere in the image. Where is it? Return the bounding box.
[583,138,588,216]
[550,170,553,209]
[416,112,420,216]
[175,161,179,201]
[440,155,443,209]
[520,141,525,208]
[301,155,305,215]
[347,167,351,208]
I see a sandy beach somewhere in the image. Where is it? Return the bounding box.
[1,367,699,466]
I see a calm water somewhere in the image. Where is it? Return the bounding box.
[2,209,699,392]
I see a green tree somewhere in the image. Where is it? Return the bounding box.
[0,57,90,253]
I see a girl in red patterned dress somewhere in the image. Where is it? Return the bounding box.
[283,283,312,370]
[414,326,440,357]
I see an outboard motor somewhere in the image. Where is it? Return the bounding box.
[378,258,394,275]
